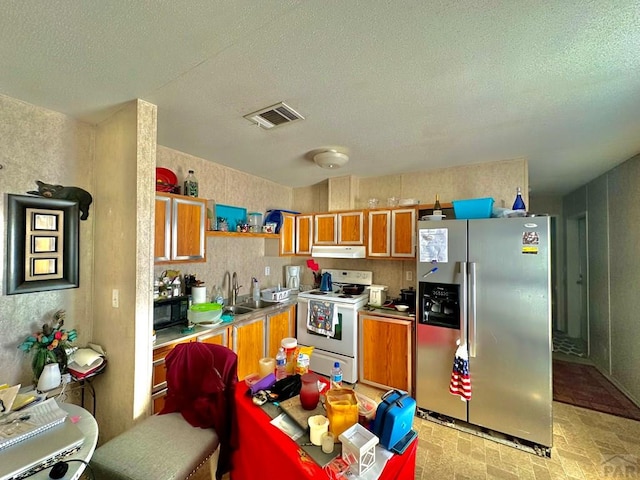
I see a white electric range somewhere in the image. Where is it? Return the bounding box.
[296,269,372,383]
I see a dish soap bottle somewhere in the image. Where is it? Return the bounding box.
[184,169,199,197]
[512,187,526,212]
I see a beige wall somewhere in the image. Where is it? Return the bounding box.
[358,158,528,211]
[154,146,294,298]
[561,153,640,405]
[290,157,529,299]
[606,154,640,403]
[92,100,156,442]
[0,94,95,387]
[585,176,609,370]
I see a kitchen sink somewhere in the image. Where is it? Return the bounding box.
[237,299,279,309]
[223,305,254,315]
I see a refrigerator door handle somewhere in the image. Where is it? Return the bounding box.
[468,261,477,357]
[459,261,467,345]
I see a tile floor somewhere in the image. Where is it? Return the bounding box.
[354,383,640,480]
[553,331,587,358]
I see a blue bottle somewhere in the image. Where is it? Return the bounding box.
[512,187,526,211]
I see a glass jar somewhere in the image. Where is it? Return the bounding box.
[300,372,320,410]
[248,212,263,232]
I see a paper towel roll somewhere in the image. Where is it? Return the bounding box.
[192,286,207,304]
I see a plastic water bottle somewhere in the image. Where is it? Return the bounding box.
[213,285,224,306]
[331,361,343,389]
[275,348,287,380]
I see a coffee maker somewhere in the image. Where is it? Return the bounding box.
[286,266,301,291]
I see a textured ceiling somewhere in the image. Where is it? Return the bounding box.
[1,1,639,194]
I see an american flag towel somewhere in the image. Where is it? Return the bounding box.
[449,343,471,401]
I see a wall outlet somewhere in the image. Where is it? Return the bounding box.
[112,289,119,308]
[265,266,270,276]
[406,271,413,281]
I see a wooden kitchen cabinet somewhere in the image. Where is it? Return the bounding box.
[295,214,313,255]
[367,207,416,258]
[266,305,296,358]
[338,211,365,245]
[197,327,230,348]
[314,213,337,244]
[155,193,207,263]
[278,212,296,256]
[313,211,365,246]
[152,337,197,413]
[232,316,266,380]
[359,313,412,394]
[265,212,313,256]
[391,208,416,257]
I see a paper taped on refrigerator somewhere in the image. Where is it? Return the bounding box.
[419,228,448,263]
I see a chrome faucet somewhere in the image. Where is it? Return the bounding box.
[231,272,242,305]
[222,271,231,305]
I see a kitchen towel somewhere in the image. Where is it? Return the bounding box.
[449,342,471,401]
[307,300,338,337]
[191,286,207,304]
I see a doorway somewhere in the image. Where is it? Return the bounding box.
[556,213,588,358]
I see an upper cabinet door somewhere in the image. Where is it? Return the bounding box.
[279,213,296,256]
[338,211,365,245]
[154,196,172,262]
[391,208,416,257]
[368,210,391,257]
[172,196,207,261]
[296,214,313,255]
[314,213,337,244]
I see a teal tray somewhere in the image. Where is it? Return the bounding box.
[215,204,247,231]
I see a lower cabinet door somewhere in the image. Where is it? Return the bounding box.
[152,388,167,414]
[359,314,412,393]
[266,306,295,358]
[233,317,266,380]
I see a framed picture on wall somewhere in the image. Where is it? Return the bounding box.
[6,194,79,295]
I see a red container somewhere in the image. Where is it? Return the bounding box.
[300,373,320,410]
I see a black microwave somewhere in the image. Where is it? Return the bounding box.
[153,296,189,331]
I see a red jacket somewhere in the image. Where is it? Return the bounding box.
[161,342,238,479]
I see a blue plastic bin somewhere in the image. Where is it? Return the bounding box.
[452,197,494,219]
[263,209,300,233]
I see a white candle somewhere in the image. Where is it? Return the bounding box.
[308,415,329,446]
[258,357,275,378]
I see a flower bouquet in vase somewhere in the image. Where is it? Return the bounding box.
[18,310,77,383]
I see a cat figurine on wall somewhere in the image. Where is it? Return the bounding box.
[27,180,93,220]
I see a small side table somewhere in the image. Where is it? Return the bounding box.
[68,360,107,416]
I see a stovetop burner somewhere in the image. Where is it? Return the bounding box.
[338,294,353,298]
[308,290,328,295]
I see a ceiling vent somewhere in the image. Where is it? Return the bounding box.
[244,102,304,129]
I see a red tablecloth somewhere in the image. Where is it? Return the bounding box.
[230,387,417,479]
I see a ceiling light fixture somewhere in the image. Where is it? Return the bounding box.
[313,150,349,169]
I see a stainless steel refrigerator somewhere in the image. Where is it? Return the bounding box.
[415,217,552,450]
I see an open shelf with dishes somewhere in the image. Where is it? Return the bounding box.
[206,231,279,239]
